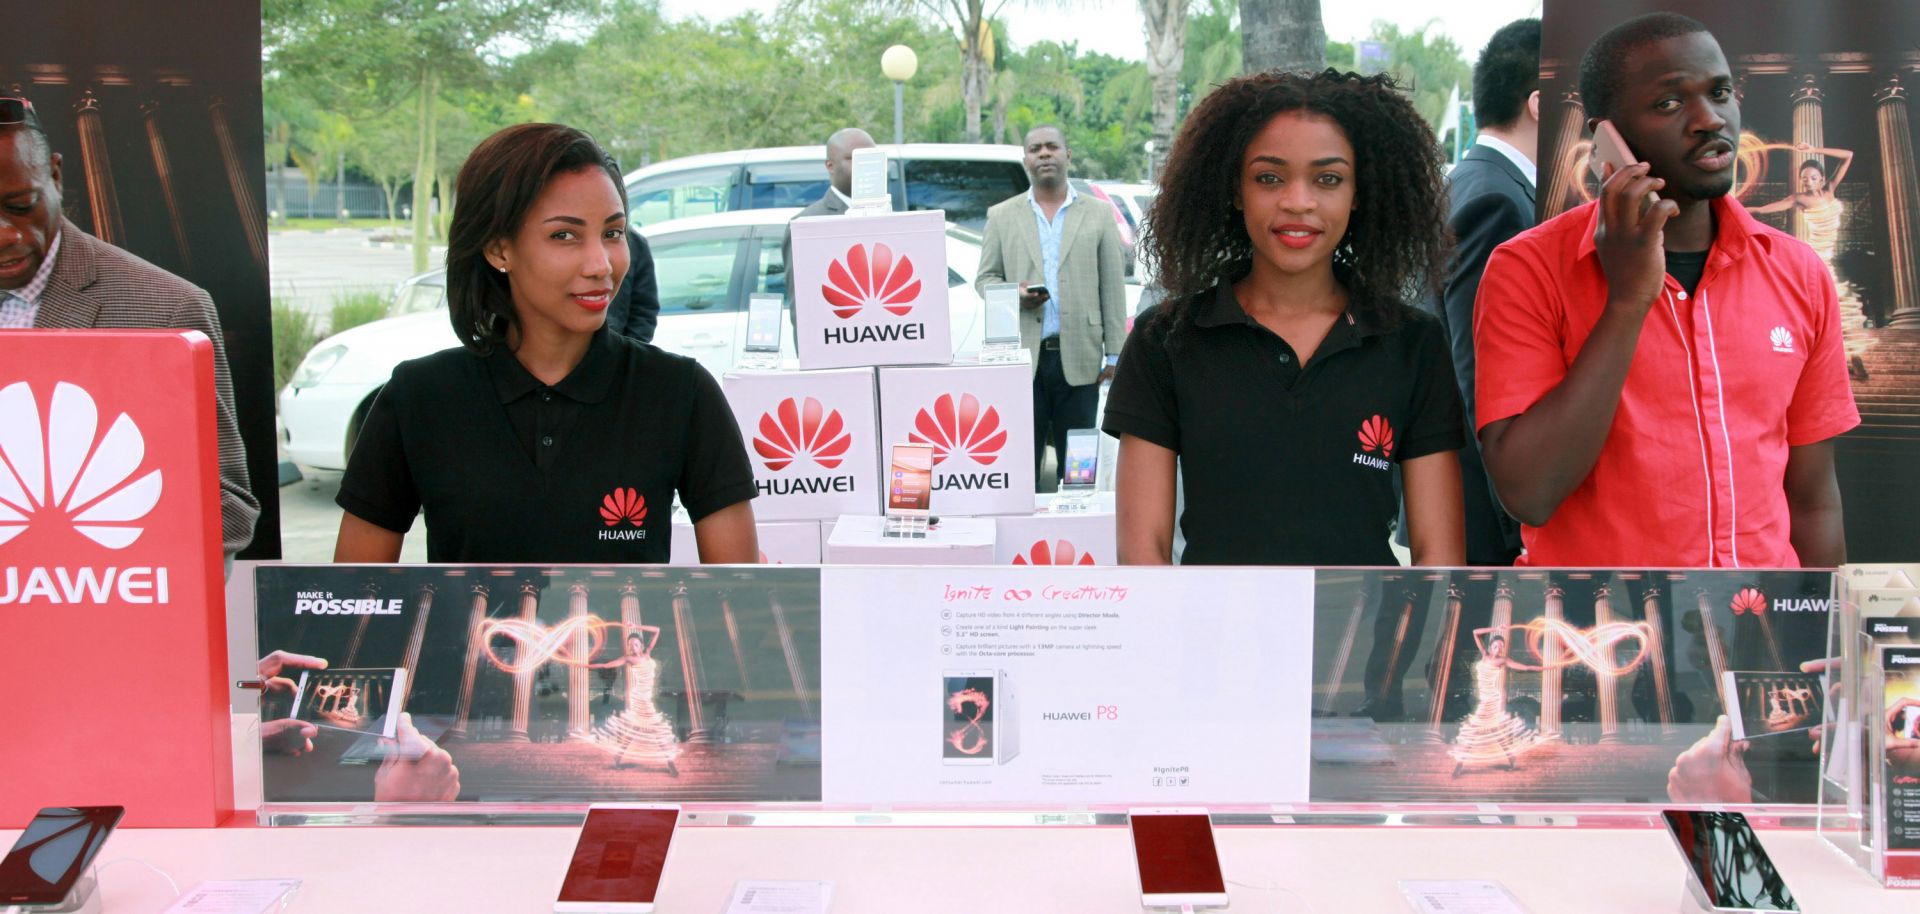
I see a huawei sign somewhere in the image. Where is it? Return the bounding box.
[1359,415,1395,458]
[599,488,647,527]
[823,242,920,319]
[753,397,852,472]
[0,381,163,550]
[1011,539,1098,566]
[911,393,1007,466]
[1731,587,1767,615]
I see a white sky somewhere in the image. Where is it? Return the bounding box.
[657,1,1545,62]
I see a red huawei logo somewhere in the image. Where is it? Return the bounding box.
[753,397,852,472]
[1359,415,1394,458]
[599,488,647,527]
[822,242,921,319]
[910,393,1007,466]
[1011,539,1097,566]
[1731,587,1767,615]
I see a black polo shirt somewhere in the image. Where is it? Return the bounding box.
[1102,283,1463,565]
[338,329,757,563]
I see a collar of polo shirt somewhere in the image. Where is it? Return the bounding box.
[485,326,623,404]
[1193,282,1387,338]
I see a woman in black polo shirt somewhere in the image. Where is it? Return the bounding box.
[1104,70,1465,566]
[333,123,759,563]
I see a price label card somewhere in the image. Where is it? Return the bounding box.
[724,879,833,914]
[1399,880,1529,914]
[162,879,301,914]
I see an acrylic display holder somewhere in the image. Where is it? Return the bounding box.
[11,866,102,913]
[1819,563,1920,889]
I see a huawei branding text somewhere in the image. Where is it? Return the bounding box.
[1352,453,1391,471]
[0,566,170,605]
[1771,598,1831,613]
[934,471,1010,491]
[598,529,648,541]
[758,476,855,496]
[823,323,925,345]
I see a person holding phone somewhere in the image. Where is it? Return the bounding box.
[1473,13,1857,568]
[1103,69,1466,566]
[333,123,759,564]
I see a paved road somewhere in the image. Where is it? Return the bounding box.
[277,467,428,563]
[267,229,444,322]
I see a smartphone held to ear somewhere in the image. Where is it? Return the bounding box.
[1588,120,1640,182]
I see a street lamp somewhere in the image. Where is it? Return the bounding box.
[1144,139,1156,184]
[882,44,918,146]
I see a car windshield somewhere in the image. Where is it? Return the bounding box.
[390,275,447,315]
[901,159,1028,231]
[627,165,737,226]
[744,161,829,210]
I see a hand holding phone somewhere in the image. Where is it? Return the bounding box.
[1019,283,1049,309]
[1588,120,1677,315]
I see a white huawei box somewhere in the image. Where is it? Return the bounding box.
[877,361,1036,516]
[824,514,995,565]
[669,517,823,565]
[791,209,951,369]
[724,367,880,520]
[995,501,1117,566]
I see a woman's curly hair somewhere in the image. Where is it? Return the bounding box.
[1144,69,1449,329]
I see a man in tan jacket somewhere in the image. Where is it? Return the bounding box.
[975,125,1128,482]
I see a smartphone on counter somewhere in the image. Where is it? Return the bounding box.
[1128,808,1230,909]
[1661,810,1798,912]
[886,443,934,518]
[1061,428,1099,491]
[0,806,125,906]
[744,293,783,354]
[983,282,1020,343]
[554,804,682,913]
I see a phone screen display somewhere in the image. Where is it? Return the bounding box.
[1724,671,1824,741]
[983,283,1019,343]
[1130,813,1227,896]
[887,444,933,515]
[558,807,679,905]
[942,674,995,761]
[1662,811,1798,911]
[0,806,124,905]
[1062,429,1098,489]
[745,294,783,352]
[293,667,406,739]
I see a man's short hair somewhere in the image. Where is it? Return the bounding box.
[1577,12,1711,121]
[1474,19,1541,129]
[1025,124,1066,149]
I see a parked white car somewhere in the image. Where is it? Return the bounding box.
[279,208,991,471]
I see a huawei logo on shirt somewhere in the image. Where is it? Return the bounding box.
[911,393,1007,466]
[753,397,852,472]
[1011,538,1098,566]
[597,488,648,541]
[1770,326,1794,354]
[823,242,921,319]
[1351,414,1394,471]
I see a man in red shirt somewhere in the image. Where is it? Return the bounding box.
[1474,13,1858,568]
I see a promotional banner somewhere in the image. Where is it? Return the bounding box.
[0,332,231,827]
[255,566,822,804]
[819,566,1316,805]
[791,210,951,370]
[1310,569,1832,804]
[1538,0,1920,560]
[3,0,278,557]
[877,362,1037,516]
[724,368,880,521]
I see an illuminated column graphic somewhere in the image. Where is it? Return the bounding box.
[1791,75,1826,244]
[507,582,538,742]
[1697,589,1732,708]
[400,583,435,707]
[1875,74,1920,328]
[1425,582,1466,739]
[1640,584,1675,735]
[448,584,490,740]
[1538,92,1590,220]
[1317,582,1370,716]
[1539,583,1564,738]
[718,590,753,692]
[566,583,593,740]
[342,581,379,666]
[73,90,125,244]
[670,583,712,742]
[1370,583,1419,712]
[139,99,192,271]
[768,589,814,719]
[1594,584,1621,743]
[619,580,643,631]
[207,96,270,274]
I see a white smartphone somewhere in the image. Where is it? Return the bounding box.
[744,293,783,354]
[1588,119,1639,181]
[983,282,1020,344]
[996,668,1020,765]
[942,669,997,765]
[886,443,934,518]
[554,804,682,913]
[1660,810,1798,912]
[1128,808,1230,909]
[1061,428,1099,491]
[851,147,889,201]
[290,667,407,739]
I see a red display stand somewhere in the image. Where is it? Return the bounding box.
[0,331,232,827]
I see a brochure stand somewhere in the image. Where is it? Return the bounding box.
[1820,563,1920,889]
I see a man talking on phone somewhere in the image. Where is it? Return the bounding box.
[976,124,1128,484]
[1472,12,1857,568]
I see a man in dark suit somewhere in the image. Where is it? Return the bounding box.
[0,104,258,558]
[1435,18,1541,566]
[604,230,660,343]
[782,127,876,340]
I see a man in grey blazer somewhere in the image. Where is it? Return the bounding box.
[975,125,1127,482]
[0,111,258,558]
[782,127,876,340]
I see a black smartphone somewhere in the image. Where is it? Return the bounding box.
[1026,284,1049,300]
[1661,810,1798,912]
[0,806,125,906]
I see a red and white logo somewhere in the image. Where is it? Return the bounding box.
[1770,326,1794,354]
[0,381,163,550]
[1731,586,1767,615]
[599,488,647,527]
[1011,539,1097,566]
[822,242,920,319]
[910,393,1007,466]
[1359,415,1394,458]
[753,397,852,472]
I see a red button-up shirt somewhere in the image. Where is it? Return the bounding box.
[1474,196,1859,567]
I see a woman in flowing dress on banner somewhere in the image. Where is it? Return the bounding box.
[588,628,681,775]
[1452,629,1542,777]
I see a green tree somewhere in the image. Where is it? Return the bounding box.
[1240,0,1322,72]
[1140,0,1186,177]
[1362,20,1470,131]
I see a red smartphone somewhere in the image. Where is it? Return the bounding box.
[1589,119,1639,181]
[554,804,680,913]
[1128,808,1230,908]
